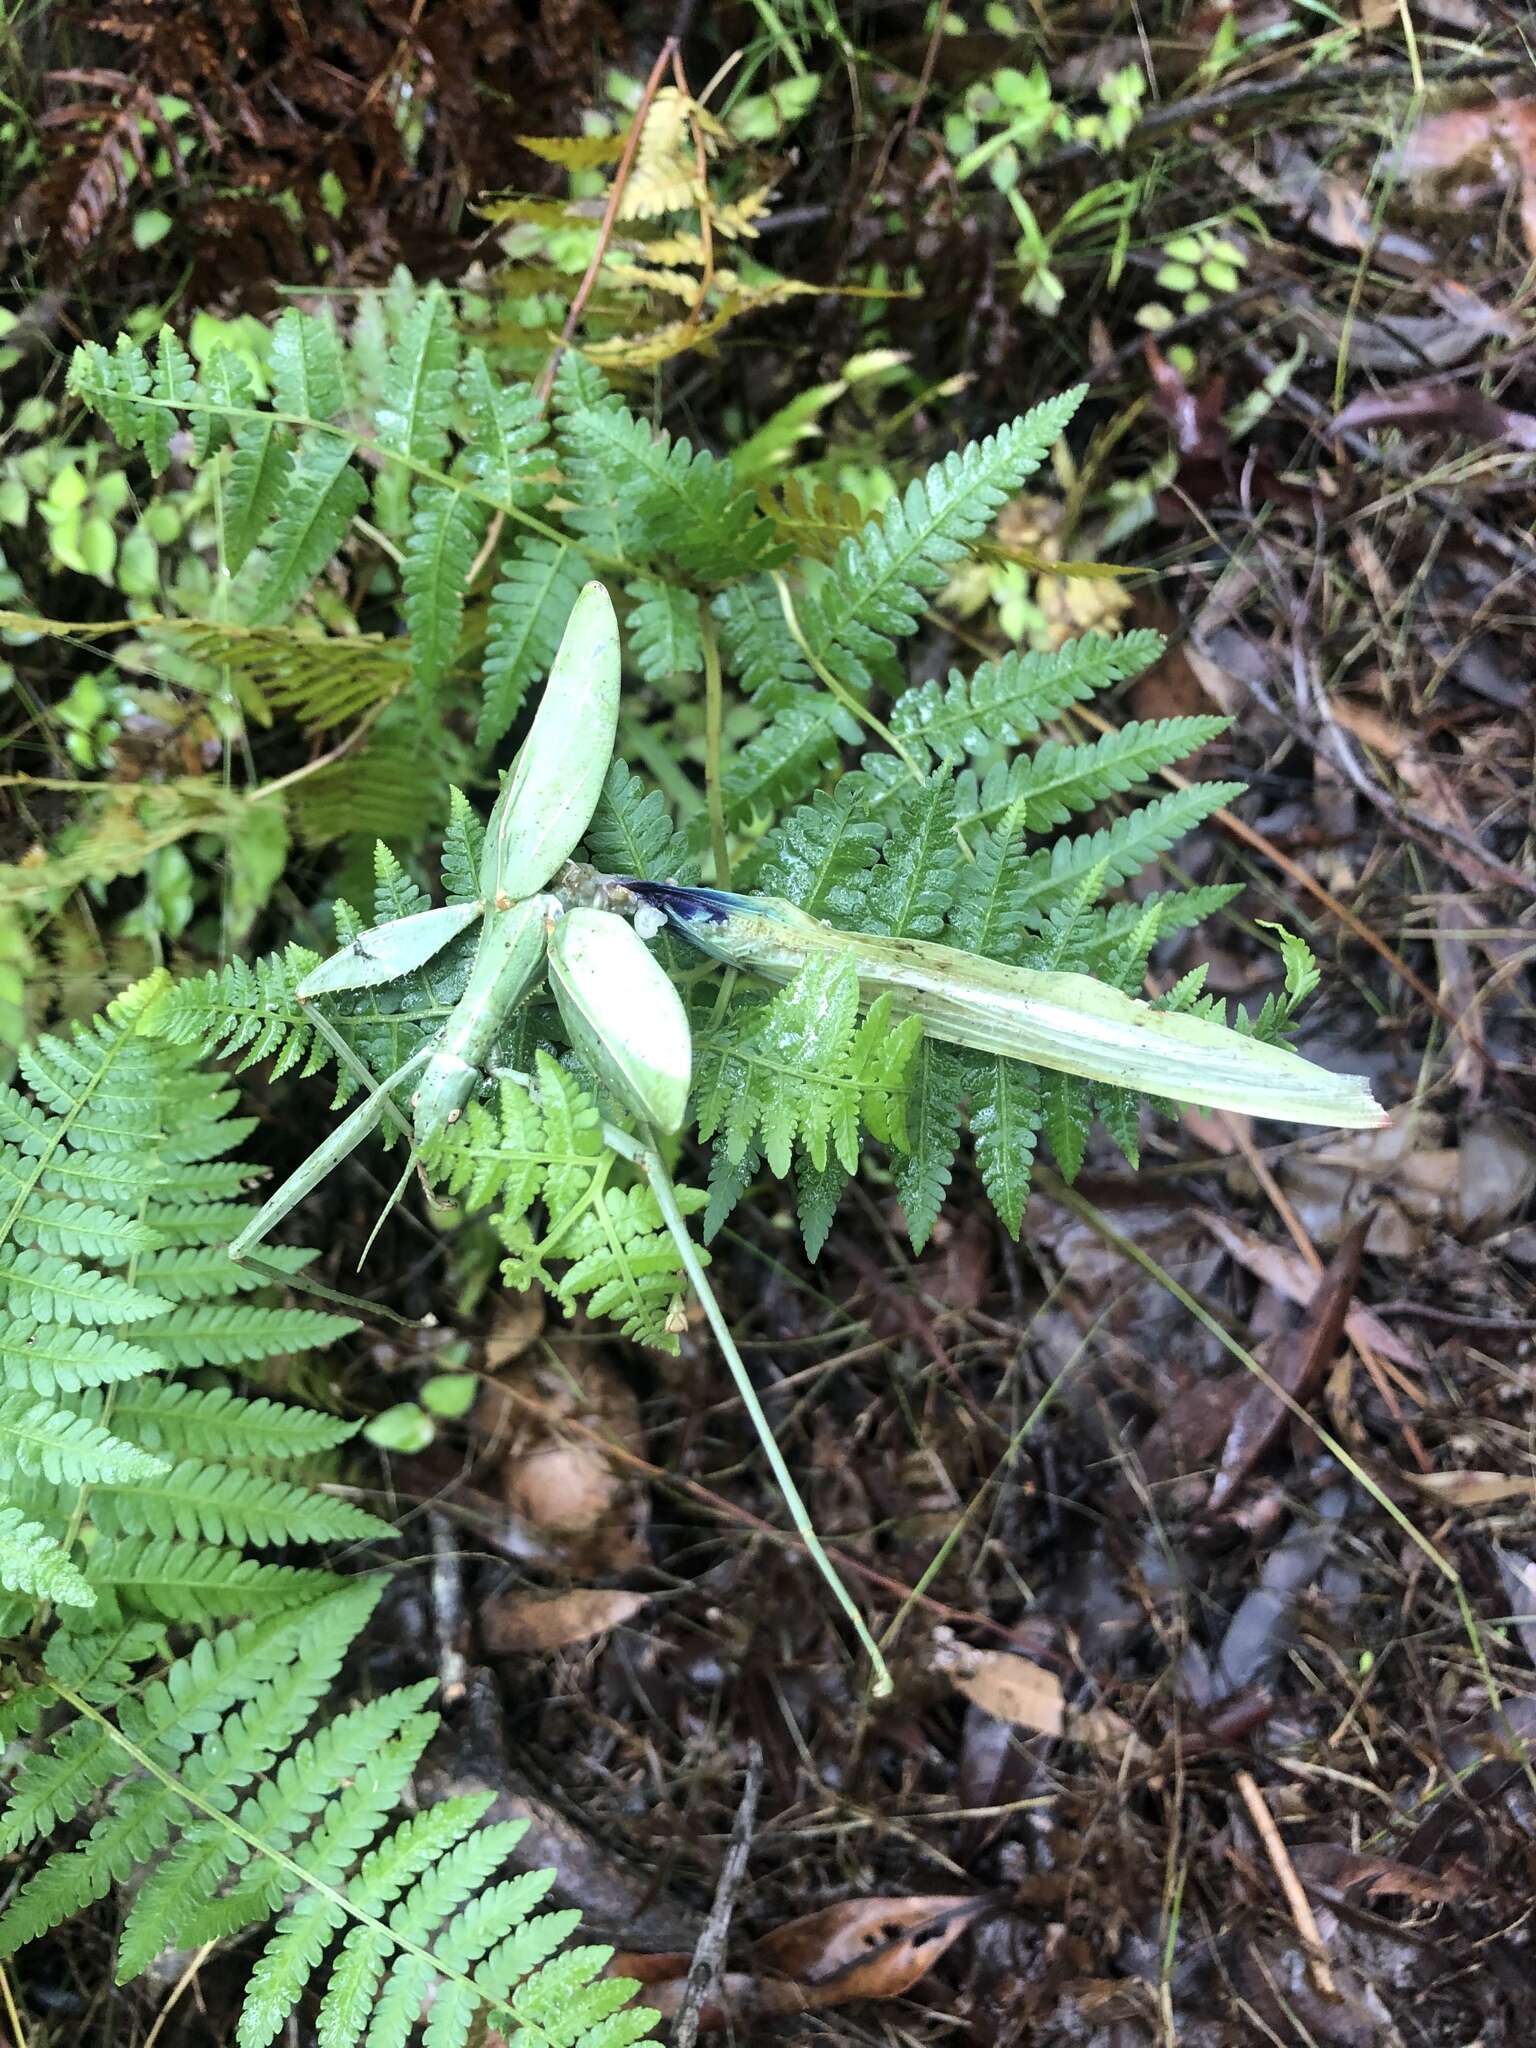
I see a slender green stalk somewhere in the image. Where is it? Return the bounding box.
[599,1115,894,1697]
[700,609,732,890]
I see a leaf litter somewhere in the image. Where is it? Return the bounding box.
[27,5,1536,2045]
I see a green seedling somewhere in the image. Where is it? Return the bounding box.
[230,581,1383,1695]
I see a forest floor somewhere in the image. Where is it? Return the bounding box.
[5,2,1536,2044]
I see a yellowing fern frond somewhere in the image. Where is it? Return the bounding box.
[621,89,725,221]
[514,128,630,170]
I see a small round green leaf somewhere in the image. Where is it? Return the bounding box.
[365,1402,435,1452]
[422,1372,478,1419]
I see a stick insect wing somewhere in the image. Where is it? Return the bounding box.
[481,580,622,907]
[547,905,693,1135]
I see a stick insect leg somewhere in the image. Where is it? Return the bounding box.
[487,1064,892,1695]
[359,1149,421,1269]
[633,1125,894,1700]
[229,1046,432,1263]
[298,1004,418,1147]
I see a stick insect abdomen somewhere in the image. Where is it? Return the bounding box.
[409,894,552,1143]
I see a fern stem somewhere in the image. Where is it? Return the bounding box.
[536,34,680,402]
[700,610,731,889]
[768,571,927,790]
[628,1124,894,1699]
[0,1959,27,2048]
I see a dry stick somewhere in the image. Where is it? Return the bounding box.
[1214,1111,1433,1473]
[534,36,679,407]
[1234,1768,1339,2002]
[0,1961,28,2048]
[140,1943,217,2048]
[671,1743,764,2048]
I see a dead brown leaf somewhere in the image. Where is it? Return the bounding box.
[1290,1841,1473,1905]
[1400,97,1536,260]
[1408,1470,1536,1510]
[932,1637,1064,1736]
[481,1349,649,1574]
[1207,1222,1366,1514]
[1333,380,1536,452]
[480,1586,649,1654]
[1144,339,1309,516]
[611,1894,990,2027]
[1196,1208,1420,1370]
[1457,1114,1536,1236]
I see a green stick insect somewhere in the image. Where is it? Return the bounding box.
[232,581,1383,1697]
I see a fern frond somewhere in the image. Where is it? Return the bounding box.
[745,775,886,917]
[865,774,962,938]
[0,1323,163,1395]
[556,371,778,578]
[422,1054,702,1351]
[88,1459,391,1547]
[248,435,368,624]
[126,1685,437,1985]
[0,1583,657,2048]
[0,1593,372,1859]
[371,841,431,924]
[270,308,349,423]
[374,282,458,465]
[961,715,1230,831]
[0,1248,165,1325]
[152,946,325,1079]
[311,1798,504,2048]
[968,1053,1043,1237]
[712,575,812,695]
[99,1381,356,1465]
[166,622,409,732]
[130,1241,314,1303]
[989,780,1246,927]
[1,1599,373,1957]
[86,1538,342,1620]
[625,575,702,679]
[796,390,1085,694]
[440,788,488,904]
[400,485,486,698]
[1040,1067,1093,1183]
[586,760,690,882]
[0,1165,159,1261]
[227,418,294,571]
[889,628,1166,768]
[0,1393,165,1487]
[696,957,921,1178]
[479,536,593,747]
[66,336,170,472]
[721,686,858,826]
[0,1507,93,1609]
[460,351,550,510]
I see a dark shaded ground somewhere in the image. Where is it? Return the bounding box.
[7,3,1536,2044]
